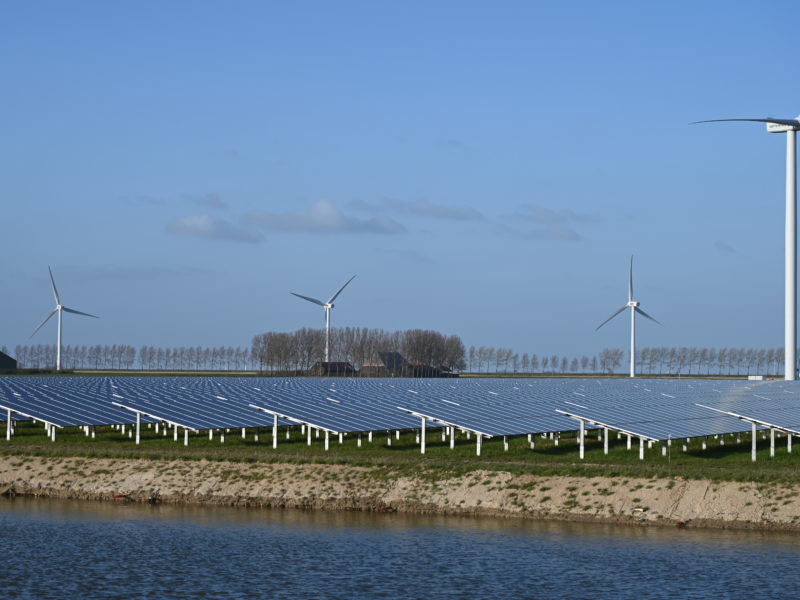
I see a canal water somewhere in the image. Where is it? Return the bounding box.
[0,498,798,599]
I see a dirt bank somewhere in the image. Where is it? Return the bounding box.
[1,456,798,530]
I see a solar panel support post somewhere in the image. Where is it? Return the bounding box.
[387,431,392,447]
[357,433,362,448]
[770,428,776,458]
[603,428,609,455]
[135,411,141,445]
[50,425,56,442]
[368,431,372,443]
[184,428,188,447]
[273,414,278,449]
[339,432,343,445]
[5,409,11,441]
[701,437,707,450]
[752,422,757,462]
[579,420,585,460]
[420,417,426,455]
[638,437,644,460]
[307,425,312,446]
[788,434,792,453]
[324,430,329,451]
[242,428,246,439]
[503,436,508,451]
[209,429,213,440]
[476,433,482,456]
[173,424,178,442]
[450,428,455,450]
[626,434,631,450]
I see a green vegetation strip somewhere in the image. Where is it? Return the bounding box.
[1,421,798,483]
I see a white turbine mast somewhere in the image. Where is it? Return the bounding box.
[291,275,356,363]
[30,266,99,372]
[694,116,799,380]
[595,256,662,378]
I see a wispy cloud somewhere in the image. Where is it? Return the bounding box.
[166,214,263,243]
[59,265,211,282]
[497,223,582,241]
[244,199,406,235]
[350,198,484,221]
[372,247,434,264]
[715,240,736,254]
[510,203,600,225]
[188,193,228,211]
[126,195,167,207]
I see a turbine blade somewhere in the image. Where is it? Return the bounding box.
[48,266,61,305]
[327,274,356,304]
[290,292,325,306]
[635,306,662,326]
[595,305,628,331]
[628,256,634,302]
[30,309,58,338]
[691,117,800,127]
[61,306,99,319]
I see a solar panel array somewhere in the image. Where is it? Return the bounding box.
[1,376,800,446]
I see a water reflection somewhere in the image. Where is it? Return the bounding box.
[1,497,798,599]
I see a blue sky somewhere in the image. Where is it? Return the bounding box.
[2,1,799,359]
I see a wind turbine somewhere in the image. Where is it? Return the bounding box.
[596,257,662,378]
[291,275,356,363]
[31,266,99,371]
[694,115,799,380]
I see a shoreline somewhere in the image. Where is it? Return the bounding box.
[2,456,799,531]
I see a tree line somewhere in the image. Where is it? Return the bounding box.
[466,345,788,376]
[13,344,254,371]
[9,340,788,376]
[251,327,466,372]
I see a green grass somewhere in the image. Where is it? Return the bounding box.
[2,421,800,484]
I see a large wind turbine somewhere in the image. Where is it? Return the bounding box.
[291,275,356,363]
[596,257,662,378]
[694,115,799,380]
[31,266,99,371]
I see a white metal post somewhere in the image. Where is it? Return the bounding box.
[184,429,188,446]
[324,430,329,451]
[420,417,426,454]
[752,422,757,462]
[307,424,312,446]
[770,428,775,457]
[476,434,482,456]
[630,306,635,377]
[6,409,11,441]
[787,129,797,380]
[579,420,585,460]
[639,437,644,460]
[135,412,141,445]
[273,414,278,449]
[603,427,609,455]
[56,307,62,371]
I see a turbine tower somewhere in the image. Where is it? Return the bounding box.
[291,275,356,363]
[595,257,662,378]
[694,116,799,380]
[31,266,99,371]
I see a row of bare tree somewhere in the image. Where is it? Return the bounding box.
[467,345,787,375]
[9,340,787,376]
[13,344,253,371]
[250,327,466,372]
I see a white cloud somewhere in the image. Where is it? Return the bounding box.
[350,198,484,221]
[244,199,406,235]
[511,203,599,225]
[166,214,263,243]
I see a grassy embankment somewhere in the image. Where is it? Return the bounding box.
[2,419,797,485]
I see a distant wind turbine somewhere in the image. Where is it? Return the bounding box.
[595,257,662,378]
[31,266,99,371]
[291,275,356,363]
[693,115,799,380]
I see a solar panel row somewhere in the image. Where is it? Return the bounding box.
[1,376,800,459]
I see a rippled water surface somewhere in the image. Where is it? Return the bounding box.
[1,498,799,599]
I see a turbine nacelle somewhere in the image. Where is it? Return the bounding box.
[627,301,639,308]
